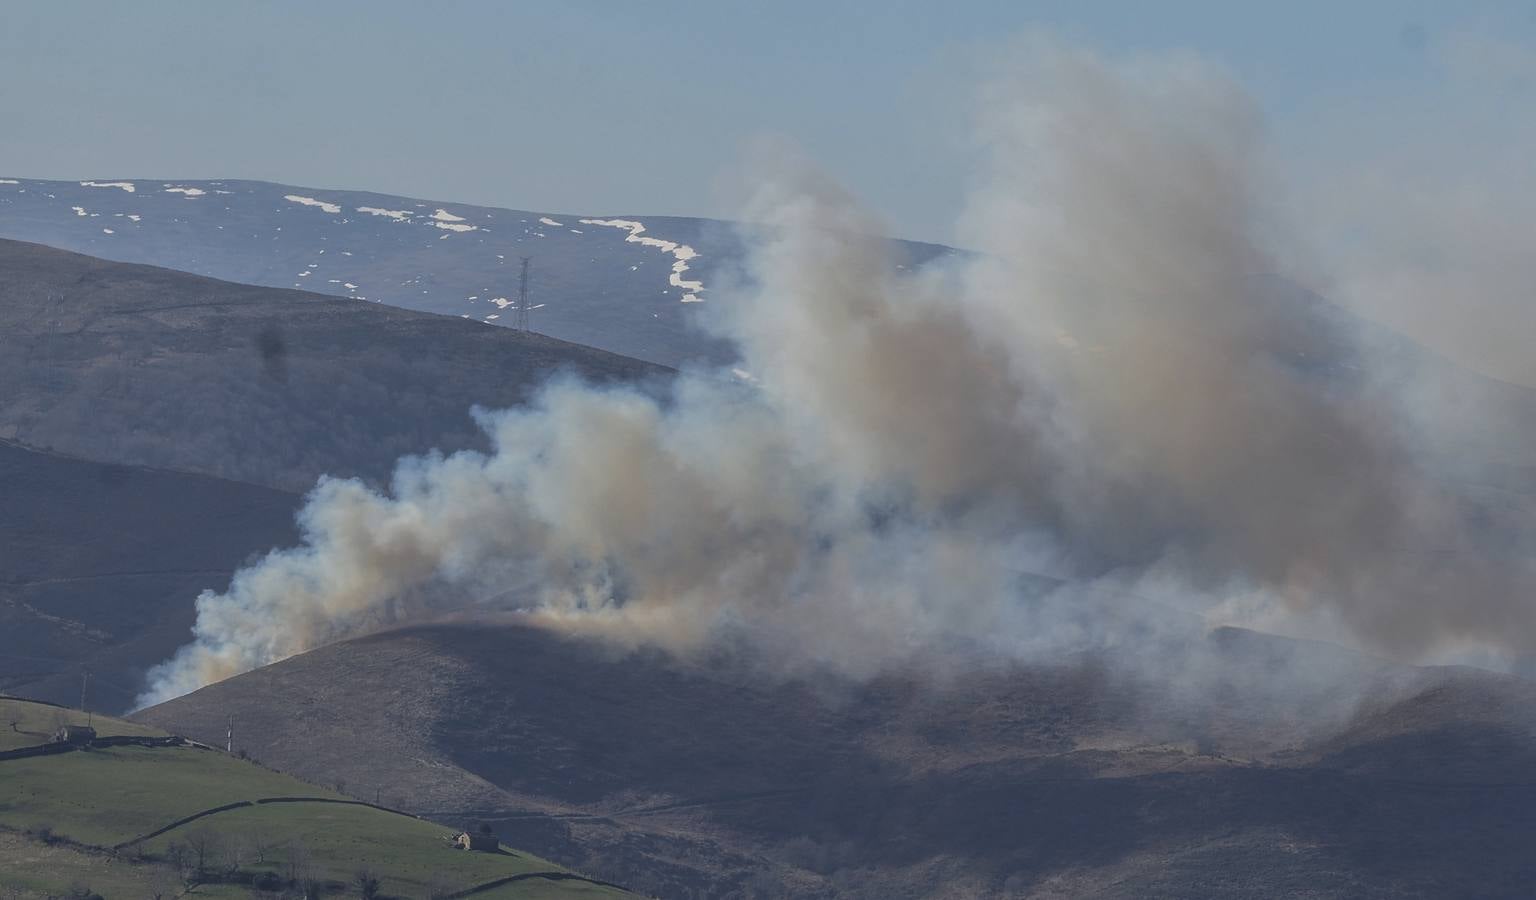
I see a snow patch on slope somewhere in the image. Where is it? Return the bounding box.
[429,209,476,232]
[284,195,342,214]
[358,206,412,222]
[579,218,706,302]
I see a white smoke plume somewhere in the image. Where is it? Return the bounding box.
[138,38,1536,707]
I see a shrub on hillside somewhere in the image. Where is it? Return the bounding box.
[25,822,57,845]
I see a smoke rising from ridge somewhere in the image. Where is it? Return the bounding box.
[139,39,1536,707]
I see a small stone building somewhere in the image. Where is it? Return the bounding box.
[50,725,96,745]
[454,825,499,852]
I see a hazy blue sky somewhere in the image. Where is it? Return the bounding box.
[2,1,1533,242]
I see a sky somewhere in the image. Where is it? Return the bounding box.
[1,1,1534,244]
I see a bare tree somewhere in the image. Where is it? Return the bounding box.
[222,833,251,879]
[147,864,181,900]
[250,827,274,864]
[352,868,381,900]
[184,828,223,879]
[284,839,314,894]
[163,840,190,881]
[283,838,307,881]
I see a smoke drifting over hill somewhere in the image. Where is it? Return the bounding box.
[140,40,1536,706]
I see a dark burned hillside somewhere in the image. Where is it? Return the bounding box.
[0,238,670,491]
[137,622,1536,899]
[0,438,299,711]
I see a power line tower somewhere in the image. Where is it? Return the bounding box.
[515,257,531,332]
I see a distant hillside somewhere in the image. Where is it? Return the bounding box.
[0,696,636,899]
[135,622,1536,899]
[0,437,300,712]
[0,177,950,368]
[0,238,668,491]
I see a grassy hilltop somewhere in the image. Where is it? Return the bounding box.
[0,696,635,900]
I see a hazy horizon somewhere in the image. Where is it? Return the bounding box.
[3,1,1532,247]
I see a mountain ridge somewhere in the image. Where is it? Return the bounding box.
[0,236,669,491]
[0,176,955,369]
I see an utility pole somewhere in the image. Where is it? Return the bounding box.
[79,671,90,724]
[227,713,234,754]
[516,257,531,332]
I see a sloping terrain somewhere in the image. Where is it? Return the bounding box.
[0,438,300,712]
[0,177,951,368]
[135,622,1536,899]
[0,694,165,752]
[0,696,635,899]
[0,238,668,491]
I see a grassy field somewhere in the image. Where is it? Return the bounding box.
[0,696,166,752]
[0,702,634,899]
[137,803,614,899]
[1,744,340,846]
[0,830,249,900]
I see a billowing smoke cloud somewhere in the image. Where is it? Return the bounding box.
[138,38,1536,707]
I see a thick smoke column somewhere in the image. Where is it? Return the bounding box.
[139,40,1536,706]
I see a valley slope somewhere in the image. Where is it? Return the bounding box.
[0,438,299,712]
[136,622,1536,899]
[0,238,668,491]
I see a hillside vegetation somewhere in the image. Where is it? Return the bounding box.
[0,438,300,712]
[0,238,668,492]
[0,697,635,899]
[135,621,1536,899]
